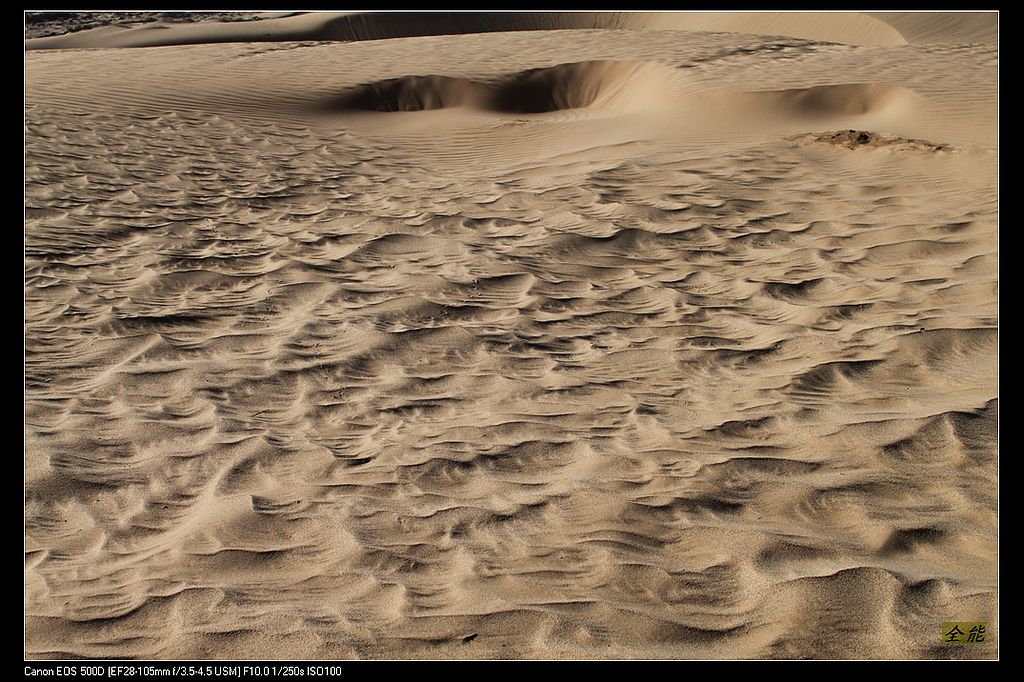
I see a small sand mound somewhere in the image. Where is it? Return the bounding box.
[332,60,677,114]
[789,130,954,151]
[755,83,914,118]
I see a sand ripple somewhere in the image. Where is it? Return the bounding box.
[25,15,997,660]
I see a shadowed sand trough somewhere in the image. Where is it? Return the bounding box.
[329,61,680,114]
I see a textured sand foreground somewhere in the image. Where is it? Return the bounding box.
[24,12,998,659]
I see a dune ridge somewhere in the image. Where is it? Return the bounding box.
[23,11,999,51]
[26,11,910,50]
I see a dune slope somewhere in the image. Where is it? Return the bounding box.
[26,11,909,49]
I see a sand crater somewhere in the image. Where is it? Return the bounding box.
[331,60,677,114]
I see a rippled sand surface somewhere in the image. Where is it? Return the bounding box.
[25,12,997,659]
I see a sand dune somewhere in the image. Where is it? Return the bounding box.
[867,12,997,45]
[25,11,997,660]
[25,11,911,50]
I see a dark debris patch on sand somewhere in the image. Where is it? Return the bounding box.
[788,130,955,152]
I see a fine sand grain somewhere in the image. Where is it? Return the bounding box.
[25,11,997,660]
